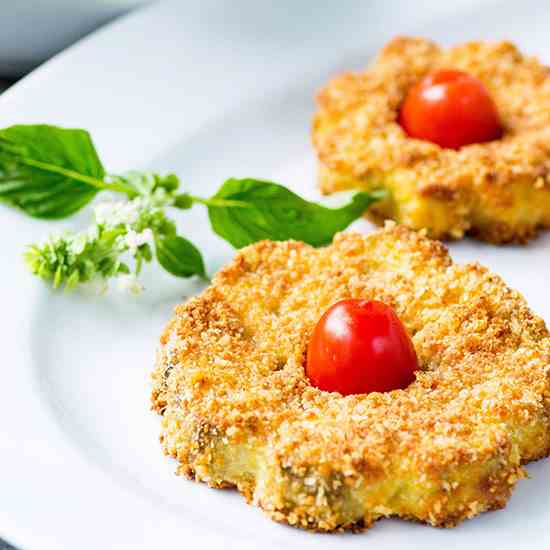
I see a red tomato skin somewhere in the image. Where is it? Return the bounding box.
[399,69,502,149]
[306,300,418,396]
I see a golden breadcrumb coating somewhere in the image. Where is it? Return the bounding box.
[312,37,550,243]
[151,224,550,532]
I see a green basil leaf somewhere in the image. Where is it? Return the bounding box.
[207,178,385,248]
[0,124,105,218]
[155,234,206,278]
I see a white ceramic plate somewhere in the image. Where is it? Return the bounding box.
[2,1,550,548]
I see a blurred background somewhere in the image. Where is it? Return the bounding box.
[0,0,149,92]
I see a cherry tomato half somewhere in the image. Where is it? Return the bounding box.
[399,69,502,149]
[306,300,417,395]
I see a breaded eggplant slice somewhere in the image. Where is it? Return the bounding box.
[313,37,550,243]
[151,224,550,532]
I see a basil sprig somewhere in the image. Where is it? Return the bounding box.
[0,124,385,292]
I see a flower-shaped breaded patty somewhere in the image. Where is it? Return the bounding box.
[313,37,550,243]
[151,224,550,531]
